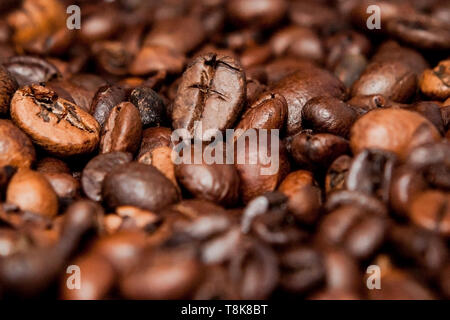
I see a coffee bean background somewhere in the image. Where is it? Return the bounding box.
[0,0,449,300]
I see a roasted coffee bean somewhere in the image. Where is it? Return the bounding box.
[100,102,142,154]
[0,119,35,169]
[347,94,405,112]
[389,224,447,276]
[115,206,159,231]
[36,157,70,175]
[419,59,450,100]
[245,77,268,106]
[317,205,387,260]
[278,170,316,197]
[286,130,349,169]
[42,172,80,206]
[351,42,428,103]
[409,190,450,237]
[172,53,246,140]
[0,65,17,114]
[346,149,397,202]
[325,190,388,217]
[272,65,347,135]
[321,248,361,293]
[226,0,287,28]
[129,86,165,128]
[279,245,325,294]
[350,109,440,159]
[0,229,29,257]
[325,31,371,70]
[92,41,133,76]
[333,53,368,89]
[61,253,115,300]
[10,85,100,157]
[102,162,180,211]
[235,132,290,203]
[46,79,94,112]
[289,1,341,34]
[235,92,287,139]
[120,247,202,299]
[387,15,450,50]
[325,155,352,194]
[287,185,322,225]
[240,44,272,69]
[409,101,446,135]
[78,6,120,43]
[2,55,60,87]
[90,85,128,127]
[270,26,324,63]
[302,97,359,138]
[81,152,133,202]
[175,151,240,206]
[6,169,58,218]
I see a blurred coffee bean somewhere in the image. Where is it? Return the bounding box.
[6,169,58,218]
[172,53,246,140]
[129,45,185,76]
[0,119,35,169]
[226,0,287,28]
[2,55,60,87]
[81,152,133,202]
[325,31,371,70]
[289,1,341,34]
[419,59,450,100]
[409,190,450,237]
[0,229,29,257]
[408,101,446,135]
[100,102,142,155]
[42,172,80,207]
[0,65,17,114]
[102,162,180,211]
[325,155,352,194]
[350,109,440,159]
[11,85,100,157]
[287,185,322,225]
[278,170,315,197]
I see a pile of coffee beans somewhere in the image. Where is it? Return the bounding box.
[0,0,449,299]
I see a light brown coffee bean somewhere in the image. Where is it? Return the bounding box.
[0,119,35,169]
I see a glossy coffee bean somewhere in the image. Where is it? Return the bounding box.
[350,109,441,160]
[235,92,287,138]
[302,97,359,138]
[90,85,127,128]
[0,65,17,114]
[272,65,347,135]
[6,169,58,218]
[100,102,142,154]
[129,86,165,128]
[81,152,133,202]
[172,53,246,140]
[102,162,180,211]
[2,55,60,87]
[351,42,428,103]
[11,85,100,157]
[0,119,35,169]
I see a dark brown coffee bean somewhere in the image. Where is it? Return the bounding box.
[81,151,133,202]
[321,248,361,293]
[245,77,268,106]
[347,94,406,112]
[325,190,388,217]
[409,190,450,237]
[11,85,100,157]
[235,132,290,203]
[92,41,133,76]
[408,101,446,135]
[61,253,115,300]
[138,127,173,158]
[419,59,450,100]
[175,152,240,207]
[227,0,287,28]
[351,42,428,103]
[2,55,60,87]
[235,92,287,138]
[333,53,368,89]
[270,26,324,63]
[317,205,387,260]
[279,246,325,293]
[346,149,397,203]
[100,102,142,155]
[129,86,165,128]
[287,185,322,225]
[42,172,80,206]
[264,58,314,85]
[350,109,441,160]
[389,224,447,276]
[387,15,450,50]
[325,155,352,194]
[289,1,341,34]
[286,130,349,169]
[325,31,371,70]
[36,157,70,175]
[120,247,202,299]
[6,169,58,218]
[0,119,35,169]
[0,65,17,114]
[45,79,94,112]
[440,264,450,299]
[90,85,127,127]
[240,44,272,69]
[302,97,359,138]
[272,65,347,135]
[102,162,180,211]
[172,53,246,140]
